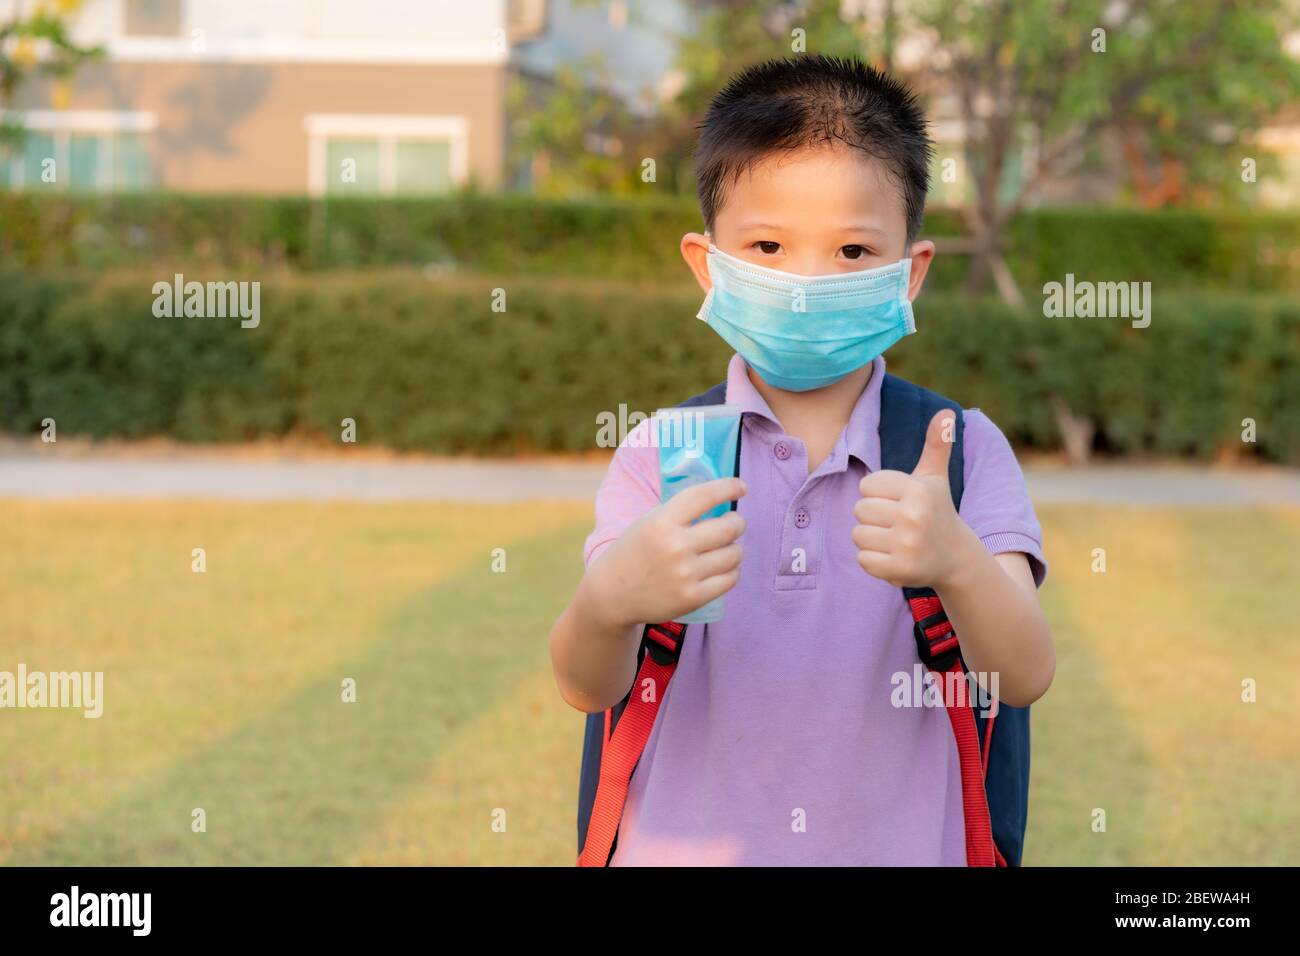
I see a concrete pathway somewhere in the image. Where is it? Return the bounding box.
[1,447,1297,505]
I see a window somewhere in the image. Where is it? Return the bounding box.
[113,133,154,191]
[0,113,157,192]
[324,139,381,196]
[305,115,468,197]
[322,138,453,196]
[394,141,453,195]
[124,0,182,38]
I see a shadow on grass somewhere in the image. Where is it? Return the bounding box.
[8,521,589,866]
[15,506,1193,866]
[1025,578,1156,865]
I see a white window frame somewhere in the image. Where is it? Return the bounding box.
[303,114,469,197]
[1,110,157,190]
[107,35,508,65]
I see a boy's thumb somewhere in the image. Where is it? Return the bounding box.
[912,410,956,480]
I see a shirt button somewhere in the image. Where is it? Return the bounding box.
[774,440,791,460]
[794,508,811,528]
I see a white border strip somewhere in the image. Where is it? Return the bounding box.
[104,37,507,65]
[4,110,158,133]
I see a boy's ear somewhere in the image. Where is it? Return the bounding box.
[905,239,935,302]
[681,232,713,293]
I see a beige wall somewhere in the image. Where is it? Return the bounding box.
[16,60,505,193]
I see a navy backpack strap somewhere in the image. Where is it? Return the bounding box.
[879,373,1034,867]
[576,380,736,864]
[577,622,687,866]
[677,381,728,408]
[877,374,967,671]
[879,375,993,865]
[878,373,965,506]
[980,691,1030,866]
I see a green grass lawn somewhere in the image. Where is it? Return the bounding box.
[1,499,1297,866]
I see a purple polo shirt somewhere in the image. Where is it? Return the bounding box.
[583,353,1047,866]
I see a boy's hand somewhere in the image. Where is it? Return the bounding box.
[852,410,975,589]
[582,477,747,630]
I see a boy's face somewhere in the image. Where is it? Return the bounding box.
[681,144,934,300]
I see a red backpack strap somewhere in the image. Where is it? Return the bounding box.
[904,586,1000,867]
[577,621,686,867]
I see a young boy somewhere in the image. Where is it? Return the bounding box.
[550,55,1054,866]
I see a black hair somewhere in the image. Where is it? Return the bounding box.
[695,55,933,242]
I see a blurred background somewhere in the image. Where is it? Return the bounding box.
[0,0,1297,866]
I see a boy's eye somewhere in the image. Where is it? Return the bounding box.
[840,244,870,260]
[754,241,781,255]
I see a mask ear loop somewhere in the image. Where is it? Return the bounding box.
[698,230,718,320]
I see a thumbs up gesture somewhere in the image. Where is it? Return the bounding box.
[852,410,968,589]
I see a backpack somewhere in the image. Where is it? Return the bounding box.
[576,373,1031,866]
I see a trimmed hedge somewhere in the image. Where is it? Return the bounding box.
[2,269,1298,462]
[2,193,1298,292]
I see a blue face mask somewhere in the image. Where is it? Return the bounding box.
[696,243,916,391]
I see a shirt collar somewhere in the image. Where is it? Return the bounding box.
[723,353,885,473]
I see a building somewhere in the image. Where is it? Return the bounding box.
[4,1,1296,207]
[1,0,546,195]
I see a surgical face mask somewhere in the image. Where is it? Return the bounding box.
[696,243,916,392]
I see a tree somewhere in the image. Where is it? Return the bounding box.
[0,0,103,158]
[507,57,649,197]
[1111,4,1300,207]
[908,0,1300,294]
[513,0,1300,297]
